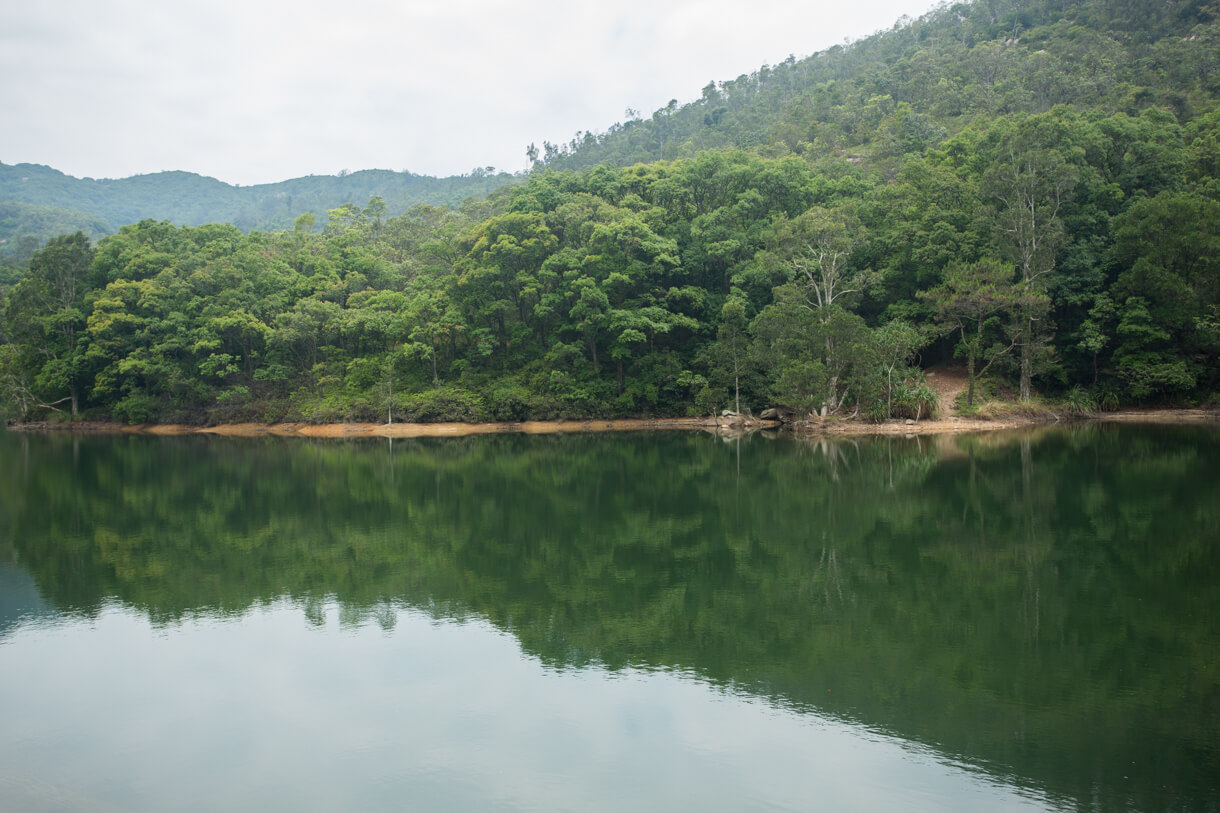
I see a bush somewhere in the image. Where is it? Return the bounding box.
[894,379,938,420]
[1097,384,1121,412]
[399,386,489,422]
[865,400,890,423]
[112,392,161,424]
[488,384,534,421]
[1064,385,1097,416]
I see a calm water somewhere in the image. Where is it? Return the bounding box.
[1,425,1217,812]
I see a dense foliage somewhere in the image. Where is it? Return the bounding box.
[2,0,1218,424]
[531,0,1220,172]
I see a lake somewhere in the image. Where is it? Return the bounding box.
[1,425,1217,812]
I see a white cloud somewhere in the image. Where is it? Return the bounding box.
[0,0,941,185]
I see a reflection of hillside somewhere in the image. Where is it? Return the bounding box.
[1,427,1218,812]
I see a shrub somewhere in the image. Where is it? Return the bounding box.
[1064,385,1097,416]
[399,386,488,422]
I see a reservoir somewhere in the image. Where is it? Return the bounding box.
[1,426,1217,811]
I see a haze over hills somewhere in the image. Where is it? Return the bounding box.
[0,164,517,261]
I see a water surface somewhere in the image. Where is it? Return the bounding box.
[1,426,1217,811]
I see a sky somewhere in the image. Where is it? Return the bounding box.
[0,0,942,187]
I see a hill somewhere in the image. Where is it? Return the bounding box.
[531,0,1218,172]
[0,163,517,259]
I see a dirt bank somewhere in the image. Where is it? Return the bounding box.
[7,369,1216,439]
[5,416,777,438]
[7,408,1217,440]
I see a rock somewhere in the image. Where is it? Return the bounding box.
[905,419,916,425]
[759,408,779,420]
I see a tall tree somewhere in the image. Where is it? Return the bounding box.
[984,118,1077,400]
[2,232,96,416]
[701,297,753,415]
[780,207,877,415]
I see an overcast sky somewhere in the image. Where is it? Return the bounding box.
[1,0,941,187]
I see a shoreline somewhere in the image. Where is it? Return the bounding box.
[5,409,1217,439]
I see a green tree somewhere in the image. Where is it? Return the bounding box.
[921,258,1031,408]
[293,212,316,234]
[873,319,927,418]
[701,297,754,415]
[2,232,96,416]
[984,118,1078,401]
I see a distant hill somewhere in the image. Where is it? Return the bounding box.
[0,201,110,264]
[0,163,518,259]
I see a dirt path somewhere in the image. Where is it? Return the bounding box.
[923,365,969,417]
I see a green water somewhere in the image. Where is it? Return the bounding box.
[0,426,1217,812]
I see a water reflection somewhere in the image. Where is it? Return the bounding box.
[1,426,1218,811]
[0,601,1058,813]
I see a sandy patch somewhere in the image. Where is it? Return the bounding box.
[7,407,1215,439]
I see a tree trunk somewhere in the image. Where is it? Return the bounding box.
[965,322,977,408]
[967,355,976,408]
[1019,311,1033,401]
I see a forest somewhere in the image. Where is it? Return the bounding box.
[1,0,1217,425]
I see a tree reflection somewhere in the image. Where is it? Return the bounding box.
[1,426,1218,811]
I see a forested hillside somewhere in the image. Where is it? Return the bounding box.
[2,0,1217,425]
[0,163,517,258]
[531,0,1219,172]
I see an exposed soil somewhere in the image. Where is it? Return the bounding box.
[7,367,1216,439]
[925,365,970,415]
[5,417,772,439]
[787,365,1218,436]
[789,365,1027,436]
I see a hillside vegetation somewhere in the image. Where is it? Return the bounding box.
[533,0,1219,172]
[1,0,1217,424]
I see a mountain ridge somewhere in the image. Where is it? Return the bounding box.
[0,162,518,259]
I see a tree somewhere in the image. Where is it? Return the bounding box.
[1111,296,1197,400]
[781,207,875,311]
[701,297,753,415]
[1076,293,1115,386]
[3,232,96,416]
[984,118,1078,400]
[778,207,878,415]
[873,319,927,418]
[921,258,1033,407]
[294,212,316,234]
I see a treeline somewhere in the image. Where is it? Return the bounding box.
[2,103,1217,424]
